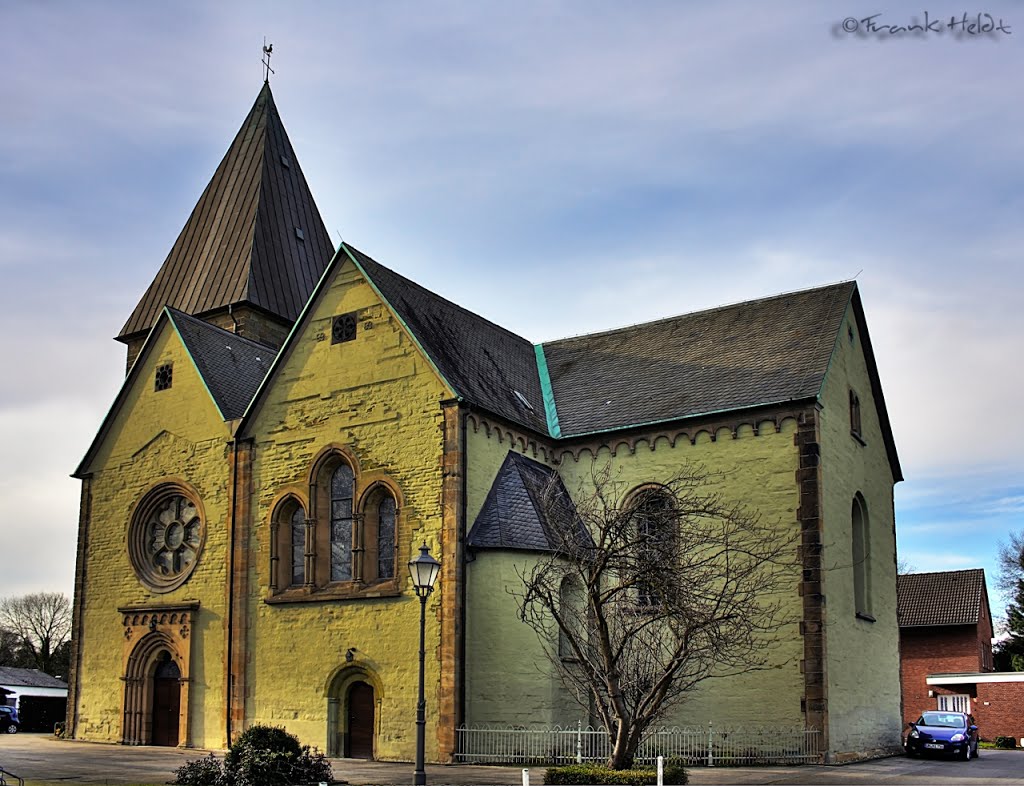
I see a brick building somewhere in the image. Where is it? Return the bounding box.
[898,569,1024,743]
[68,82,906,762]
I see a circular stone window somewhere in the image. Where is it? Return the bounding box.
[129,486,205,593]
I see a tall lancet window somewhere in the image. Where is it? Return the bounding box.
[330,464,354,582]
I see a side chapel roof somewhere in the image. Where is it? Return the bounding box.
[167,309,276,420]
[897,569,990,628]
[75,309,278,477]
[468,451,591,552]
[119,83,334,342]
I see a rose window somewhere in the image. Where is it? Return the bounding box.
[129,487,205,593]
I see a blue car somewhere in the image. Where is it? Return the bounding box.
[905,711,979,760]
[0,705,18,734]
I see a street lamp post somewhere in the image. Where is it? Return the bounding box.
[409,542,441,786]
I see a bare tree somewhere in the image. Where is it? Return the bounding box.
[0,592,72,676]
[515,463,798,769]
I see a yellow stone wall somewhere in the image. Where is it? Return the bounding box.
[464,416,805,730]
[243,260,453,761]
[818,306,903,757]
[75,322,231,746]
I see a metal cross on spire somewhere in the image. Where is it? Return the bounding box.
[262,39,275,83]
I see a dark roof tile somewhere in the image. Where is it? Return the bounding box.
[542,283,855,436]
[468,452,591,552]
[168,309,276,420]
[897,569,987,627]
[0,667,68,690]
[349,246,549,434]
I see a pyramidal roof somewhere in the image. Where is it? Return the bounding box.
[119,82,334,341]
[467,451,591,553]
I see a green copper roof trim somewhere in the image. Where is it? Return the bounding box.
[343,243,460,400]
[166,308,227,422]
[534,344,561,438]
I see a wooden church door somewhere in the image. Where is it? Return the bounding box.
[151,653,181,746]
[345,682,375,758]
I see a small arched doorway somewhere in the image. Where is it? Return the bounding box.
[345,681,375,758]
[151,651,181,746]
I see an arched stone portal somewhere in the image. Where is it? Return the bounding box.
[120,604,195,746]
[326,665,382,759]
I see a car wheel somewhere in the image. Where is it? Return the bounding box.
[5,722,17,734]
[961,743,970,761]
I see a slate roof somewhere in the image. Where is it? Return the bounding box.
[0,667,68,690]
[898,569,988,628]
[169,308,276,420]
[119,83,334,342]
[349,246,549,434]
[541,283,855,436]
[468,451,591,552]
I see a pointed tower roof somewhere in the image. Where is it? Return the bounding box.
[118,83,334,342]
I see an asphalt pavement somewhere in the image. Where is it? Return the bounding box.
[0,733,1022,785]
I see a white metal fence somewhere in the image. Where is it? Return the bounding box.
[455,723,822,766]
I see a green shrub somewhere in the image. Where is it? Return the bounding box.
[173,753,225,786]
[994,735,1017,749]
[173,725,332,786]
[544,762,688,785]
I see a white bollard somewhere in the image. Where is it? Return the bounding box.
[522,767,530,786]
[656,755,664,786]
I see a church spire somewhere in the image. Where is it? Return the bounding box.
[118,84,334,369]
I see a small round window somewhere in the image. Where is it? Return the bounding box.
[129,485,205,593]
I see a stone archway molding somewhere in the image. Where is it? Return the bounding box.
[119,602,197,746]
[324,661,384,758]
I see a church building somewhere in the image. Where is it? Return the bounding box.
[68,83,905,763]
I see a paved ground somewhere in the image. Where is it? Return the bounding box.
[0,733,1022,785]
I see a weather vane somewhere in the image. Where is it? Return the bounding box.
[262,39,275,83]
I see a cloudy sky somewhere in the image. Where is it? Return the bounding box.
[2,2,1021,622]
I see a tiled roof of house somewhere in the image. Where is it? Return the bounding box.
[120,83,333,342]
[468,451,591,552]
[169,308,276,420]
[0,667,68,690]
[897,569,987,627]
[541,283,854,436]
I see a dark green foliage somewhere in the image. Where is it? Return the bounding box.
[173,725,332,786]
[994,735,1017,749]
[173,753,226,786]
[544,762,688,785]
[225,724,303,769]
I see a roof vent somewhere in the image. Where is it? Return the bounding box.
[513,390,534,412]
[280,155,291,169]
[294,227,305,241]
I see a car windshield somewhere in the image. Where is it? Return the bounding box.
[919,712,966,728]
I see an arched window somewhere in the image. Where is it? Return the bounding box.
[850,389,862,439]
[290,506,305,586]
[330,464,354,582]
[377,495,396,579]
[558,576,583,660]
[852,494,872,618]
[630,488,675,607]
[361,486,398,583]
[270,496,306,592]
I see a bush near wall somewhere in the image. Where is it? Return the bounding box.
[994,736,1017,749]
[544,762,688,785]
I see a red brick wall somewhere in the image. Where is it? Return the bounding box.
[975,682,1024,742]
[900,626,982,725]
